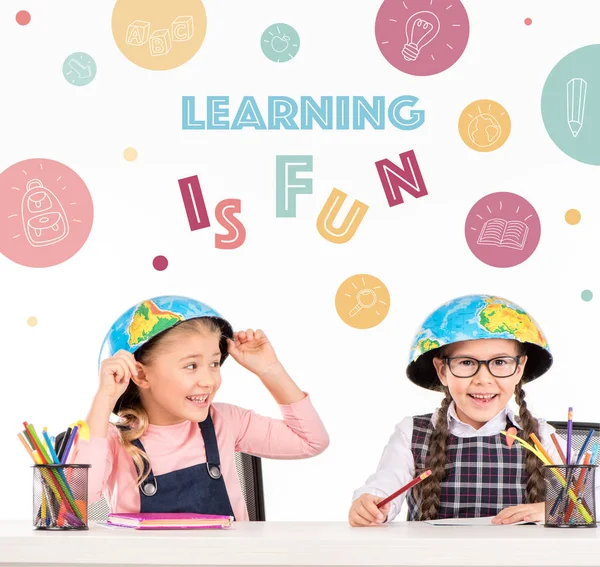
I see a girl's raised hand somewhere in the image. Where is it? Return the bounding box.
[227,329,280,377]
[98,349,138,401]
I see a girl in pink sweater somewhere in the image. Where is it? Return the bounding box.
[74,295,329,521]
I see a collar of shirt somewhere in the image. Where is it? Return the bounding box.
[430,402,521,437]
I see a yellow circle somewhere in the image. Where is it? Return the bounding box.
[565,209,581,225]
[112,0,207,71]
[123,147,138,161]
[335,274,391,330]
[458,100,511,152]
[27,317,38,327]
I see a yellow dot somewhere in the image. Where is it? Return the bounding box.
[27,317,38,327]
[123,147,138,162]
[565,209,581,225]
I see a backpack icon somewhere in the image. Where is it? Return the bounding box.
[21,178,70,247]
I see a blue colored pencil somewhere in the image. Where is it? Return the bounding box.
[42,429,61,464]
[591,443,598,466]
[56,427,72,461]
[60,426,78,465]
[559,408,576,521]
[575,429,595,465]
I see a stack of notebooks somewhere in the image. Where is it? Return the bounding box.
[107,512,233,530]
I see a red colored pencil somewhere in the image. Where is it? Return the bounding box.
[550,433,567,465]
[376,470,432,509]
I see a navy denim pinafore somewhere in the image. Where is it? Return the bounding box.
[129,414,235,518]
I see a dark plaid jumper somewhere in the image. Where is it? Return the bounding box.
[405,414,528,521]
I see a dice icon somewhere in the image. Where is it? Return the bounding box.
[172,15,194,42]
[149,29,172,56]
[126,20,150,46]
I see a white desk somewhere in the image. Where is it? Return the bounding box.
[1,521,599,567]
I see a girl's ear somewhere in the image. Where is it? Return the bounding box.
[432,356,448,387]
[131,365,150,390]
[516,354,528,378]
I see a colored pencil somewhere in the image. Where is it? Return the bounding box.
[550,433,567,464]
[575,429,595,465]
[56,427,72,461]
[43,429,61,464]
[566,408,573,465]
[17,432,34,460]
[60,426,79,465]
[376,470,432,509]
[529,433,554,465]
[565,451,592,522]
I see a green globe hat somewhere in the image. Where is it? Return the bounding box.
[98,295,234,369]
[406,294,553,390]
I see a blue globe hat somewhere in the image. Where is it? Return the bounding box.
[406,294,553,391]
[98,295,234,369]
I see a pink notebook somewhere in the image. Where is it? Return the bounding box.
[107,512,233,530]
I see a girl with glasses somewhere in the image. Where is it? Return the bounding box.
[349,294,589,526]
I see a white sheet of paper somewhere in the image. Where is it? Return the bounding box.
[424,516,541,526]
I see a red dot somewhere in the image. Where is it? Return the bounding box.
[153,255,168,271]
[524,18,532,26]
[16,10,31,25]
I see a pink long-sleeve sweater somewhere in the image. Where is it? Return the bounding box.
[73,393,329,521]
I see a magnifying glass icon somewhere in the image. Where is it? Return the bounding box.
[348,288,377,318]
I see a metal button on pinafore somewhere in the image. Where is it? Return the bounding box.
[130,413,235,518]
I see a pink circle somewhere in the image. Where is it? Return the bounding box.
[16,10,31,25]
[153,255,168,271]
[524,18,532,26]
[465,192,541,268]
[0,159,94,268]
[375,0,470,76]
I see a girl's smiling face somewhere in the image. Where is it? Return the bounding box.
[133,331,223,425]
[432,339,527,430]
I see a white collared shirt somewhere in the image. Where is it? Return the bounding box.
[352,403,599,522]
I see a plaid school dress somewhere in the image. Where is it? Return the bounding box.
[405,413,528,521]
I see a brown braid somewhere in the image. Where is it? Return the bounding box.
[419,387,453,520]
[514,382,546,503]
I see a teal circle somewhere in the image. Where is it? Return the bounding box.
[62,52,97,86]
[260,23,300,63]
[541,44,600,165]
[581,290,593,302]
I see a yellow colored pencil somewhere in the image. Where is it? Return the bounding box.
[41,487,47,525]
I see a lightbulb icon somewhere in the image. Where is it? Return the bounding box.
[402,11,440,61]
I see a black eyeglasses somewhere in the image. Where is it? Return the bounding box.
[444,356,522,378]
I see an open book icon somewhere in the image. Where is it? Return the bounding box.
[477,218,529,251]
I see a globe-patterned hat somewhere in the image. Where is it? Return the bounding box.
[98,295,234,368]
[406,294,553,390]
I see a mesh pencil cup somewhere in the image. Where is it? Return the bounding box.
[32,464,90,530]
[544,464,597,528]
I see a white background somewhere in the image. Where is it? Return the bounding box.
[1,0,599,522]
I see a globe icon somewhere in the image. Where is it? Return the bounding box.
[467,113,501,148]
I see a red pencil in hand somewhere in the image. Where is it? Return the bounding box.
[376,470,433,509]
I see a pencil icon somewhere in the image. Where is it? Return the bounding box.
[567,78,587,138]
